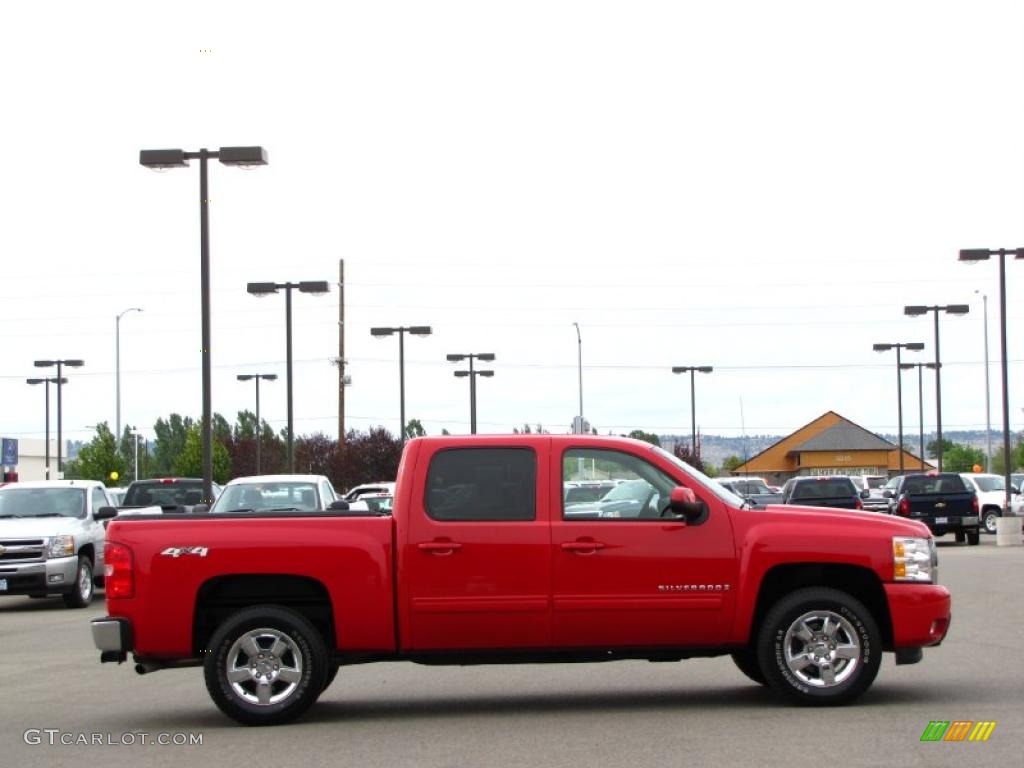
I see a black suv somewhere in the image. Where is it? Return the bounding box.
[120,477,223,513]
[780,476,863,510]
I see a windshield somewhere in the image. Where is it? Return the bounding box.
[124,480,206,507]
[0,488,87,518]
[212,482,321,513]
[652,446,746,506]
[903,474,967,494]
[727,479,771,495]
[601,480,650,502]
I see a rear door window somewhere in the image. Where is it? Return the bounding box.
[425,448,536,521]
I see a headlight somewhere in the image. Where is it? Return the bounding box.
[892,536,935,583]
[47,535,75,558]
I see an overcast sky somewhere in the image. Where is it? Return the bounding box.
[2,1,1023,451]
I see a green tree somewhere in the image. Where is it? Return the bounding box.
[992,438,1024,474]
[925,438,956,461]
[941,443,985,473]
[172,424,231,483]
[721,455,744,473]
[627,430,661,447]
[152,414,194,475]
[63,423,126,482]
[405,419,427,439]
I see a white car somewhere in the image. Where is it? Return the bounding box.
[960,473,1024,534]
[208,475,344,514]
[344,481,396,502]
[0,480,112,607]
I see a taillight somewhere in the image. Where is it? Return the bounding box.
[972,495,979,514]
[898,498,910,517]
[855,498,863,510]
[104,541,134,599]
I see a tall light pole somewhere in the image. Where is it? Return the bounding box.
[959,247,1023,524]
[371,326,433,441]
[899,362,938,472]
[872,343,924,474]
[247,280,330,471]
[129,431,143,482]
[32,359,84,477]
[904,304,970,471]
[237,373,278,474]
[447,353,496,434]
[572,322,583,430]
[26,376,66,480]
[140,145,268,502]
[115,307,143,446]
[671,366,713,459]
[973,291,993,471]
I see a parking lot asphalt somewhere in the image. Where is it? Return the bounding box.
[1,536,1021,768]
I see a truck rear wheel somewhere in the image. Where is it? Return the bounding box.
[982,508,1000,534]
[756,587,880,706]
[967,530,980,546]
[204,605,328,725]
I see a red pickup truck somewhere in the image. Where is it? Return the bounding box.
[91,435,951,725]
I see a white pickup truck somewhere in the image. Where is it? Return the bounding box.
[0,480,112,607]
[959,473,1024,534]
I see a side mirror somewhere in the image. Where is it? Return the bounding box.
[328,499,351,511]
[860,490,871,499]
[882,490,894,498]
[95,506,118,521]
[192,503,210,514]
[669,486,707,523]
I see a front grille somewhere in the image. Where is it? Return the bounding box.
[0,538,46,563]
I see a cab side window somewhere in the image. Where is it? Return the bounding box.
[91,487,109,515]
[562,448,678,521]
[425,448,536,522]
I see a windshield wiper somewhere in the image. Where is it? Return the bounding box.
[264,507,301,512]
[30,513,66,518]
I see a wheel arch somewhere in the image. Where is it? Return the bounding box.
[748,563,893,650]
[193,575,335,657]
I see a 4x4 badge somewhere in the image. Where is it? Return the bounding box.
[160,546,209,558]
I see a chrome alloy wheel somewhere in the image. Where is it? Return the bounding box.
[782,610,861,688]
[225,628,304,706]
[78,561,93,602]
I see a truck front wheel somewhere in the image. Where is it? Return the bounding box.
[204,605,328,725]
[730,650,766,685]
[756,587,880,705]
[62,556,94,608]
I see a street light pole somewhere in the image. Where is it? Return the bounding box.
[904,304,970,471]
[247,280,330,471]
[959,247,1024,521]
[973,291,993,471]
[115,307,143,447]
[671,366,713,459]
[33,359,84,477]
[899,362,937,472]
[447,353,496,434]
[873,343,924,475]
[26,376,66,480]
[238,374,278,474]
[371,326,433,441]
[141,145,268,502]
[573,322,583,425]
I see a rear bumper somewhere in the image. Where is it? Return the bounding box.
[92,617,133,662]
[0,556,79,596]
[884,583,951,648]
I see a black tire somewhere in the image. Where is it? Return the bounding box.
[756,587,881,706]
[954,532,965,543]
[982,508,1000,534]
[731,650,766,685]
[967,530,981,546]
[62,556,94,608]
[204,605,328,726]
[321,663,339,693]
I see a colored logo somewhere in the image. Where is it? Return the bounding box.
[920,721,996,742]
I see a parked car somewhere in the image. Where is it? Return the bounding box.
[848,475,889,512]
[959,473,1023,534]
[92,434,951,725]
[780,476,864,510]
[887,473,980,544]
[358,493,394,514]
[343,481,395,502]
[107,488,127,506]
[563,478,662,518]
[120,477,222,514]
[562,480,618,504]
[206,475,346,514]
[0,480,111,607]
[1012,473,1024,493]
[715,477,783,508]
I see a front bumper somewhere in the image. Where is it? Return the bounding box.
[884,583,951,648]
[92,617,133,663]
[0,556,79,596]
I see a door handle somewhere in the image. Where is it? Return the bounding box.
[561,541,605,554]
[418,541,463,555]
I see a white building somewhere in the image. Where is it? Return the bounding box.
[1,437,62,481]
